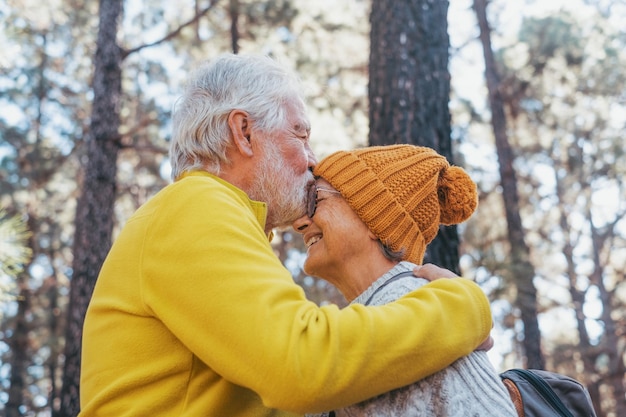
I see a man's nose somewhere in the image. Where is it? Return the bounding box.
[306,144,318,167]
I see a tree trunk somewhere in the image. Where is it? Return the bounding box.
[230,0,240,54]
[368,0,461,272]
[555,168,602,415]
[6,284,29,417]
[589,212,626,417]
[473,0,544,369]
[55,0,123,415]
[47,274,61,414]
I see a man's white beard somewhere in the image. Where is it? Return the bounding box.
[249,145,313,231]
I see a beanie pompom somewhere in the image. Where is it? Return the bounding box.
[437,166,478,225]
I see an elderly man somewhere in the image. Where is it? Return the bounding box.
[79,53,492,416]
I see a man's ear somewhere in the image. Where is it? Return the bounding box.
[228,109,254,157]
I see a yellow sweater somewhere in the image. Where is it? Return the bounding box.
[79,171,492,417]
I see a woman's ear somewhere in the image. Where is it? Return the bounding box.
[228,109,254,157]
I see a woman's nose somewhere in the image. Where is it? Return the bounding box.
[292,214,311,232]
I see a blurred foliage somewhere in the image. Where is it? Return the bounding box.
[0,210,32,304]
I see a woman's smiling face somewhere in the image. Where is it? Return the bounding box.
[292,179,377,289]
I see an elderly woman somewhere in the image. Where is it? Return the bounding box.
[293,145,517,417]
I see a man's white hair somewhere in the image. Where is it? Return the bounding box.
[169,53,305,180]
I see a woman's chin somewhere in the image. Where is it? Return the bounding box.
[303,257,321,279]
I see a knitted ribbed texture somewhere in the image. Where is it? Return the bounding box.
[314,145,478,264]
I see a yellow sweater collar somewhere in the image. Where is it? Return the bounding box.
[177,170,271,238]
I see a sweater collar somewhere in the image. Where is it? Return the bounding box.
[351,261,417,305]
[177,170,271,238]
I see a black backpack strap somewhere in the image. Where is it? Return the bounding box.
[363,270,416,305]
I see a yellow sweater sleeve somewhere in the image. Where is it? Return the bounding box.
[138,174,491,414]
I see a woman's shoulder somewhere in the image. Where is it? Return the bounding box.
[355,262,429,306]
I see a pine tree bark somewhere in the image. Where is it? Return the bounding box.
[6,284,29,417]
[55,0,123,415]
[473,0,544,369]
[368,0,461,273]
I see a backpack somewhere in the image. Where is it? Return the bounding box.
[500,368,597,417]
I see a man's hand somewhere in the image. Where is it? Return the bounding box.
[475,335,494,351]
[412,263,458,281]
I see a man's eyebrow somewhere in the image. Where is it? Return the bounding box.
[294,122,311,133]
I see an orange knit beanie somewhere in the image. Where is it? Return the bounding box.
[313,144,478,264]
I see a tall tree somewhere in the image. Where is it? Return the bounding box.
[56,0,124,415]
[472,0,544,370]
[368,0,462,272]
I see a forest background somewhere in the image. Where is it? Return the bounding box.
[1,0,625,416]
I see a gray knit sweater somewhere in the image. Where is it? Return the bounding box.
[308,262,517,417]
